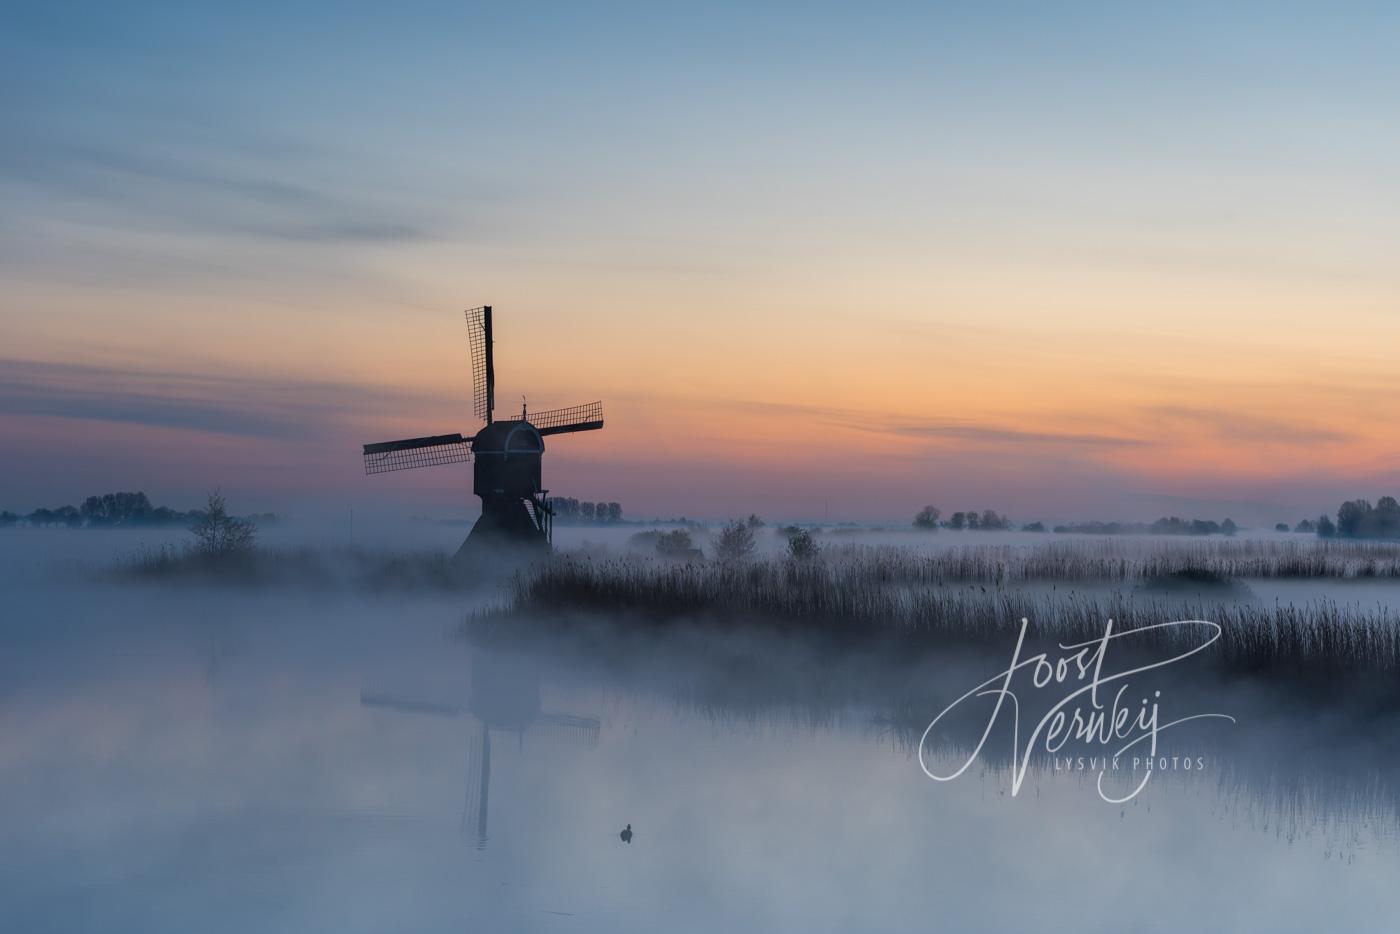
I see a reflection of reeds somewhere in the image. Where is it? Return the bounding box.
[502,555,1400,675]
[472,598,1400,850]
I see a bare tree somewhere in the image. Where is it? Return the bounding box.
[189,492,256,557]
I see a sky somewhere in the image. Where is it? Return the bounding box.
[3,1,1399,525]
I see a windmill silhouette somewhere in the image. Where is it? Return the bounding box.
[361,651,600,848]
[362,305,604,553]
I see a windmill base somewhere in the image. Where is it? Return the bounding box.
[454,495,551,564]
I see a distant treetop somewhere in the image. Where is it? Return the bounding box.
[3,492,274,529]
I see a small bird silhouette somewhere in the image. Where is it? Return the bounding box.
[620,823,633,844]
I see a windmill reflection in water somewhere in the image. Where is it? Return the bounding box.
[361,651,600,848]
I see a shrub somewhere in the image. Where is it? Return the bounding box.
[656,529,700,559]
[785,527,819,561]
[628,530,663,550]
[713,520,756,562]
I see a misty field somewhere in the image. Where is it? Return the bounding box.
[69,524,1400,677]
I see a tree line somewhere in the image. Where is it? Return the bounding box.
[910,496,1400,539]
[630,514,819,563]
[1267,497,1400,539]
[551,497,623,525]
[0,491,276,529]
[1041,516,1242,536]
[1312,496,1400,540]
[912,507,1014,531]
[911,505,1240,536]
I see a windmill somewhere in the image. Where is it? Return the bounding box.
[361,305,604,553]
[361,650,601,848]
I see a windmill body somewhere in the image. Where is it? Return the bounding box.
[362,305,603,555]
[466,418,547,549]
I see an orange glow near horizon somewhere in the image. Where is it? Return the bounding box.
[7,261,1399,526]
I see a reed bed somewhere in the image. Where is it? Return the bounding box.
[814,538,1400,584]
[501,554,1400,675]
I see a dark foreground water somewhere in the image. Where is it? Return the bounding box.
[4,532,1400,932]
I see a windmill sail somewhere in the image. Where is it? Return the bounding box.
[530,401,604,436]
[362,433,471,474]
[465,305,494,423]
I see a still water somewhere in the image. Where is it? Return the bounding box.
[3,531,1400,932]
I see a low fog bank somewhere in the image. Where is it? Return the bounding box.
[0,518,1333,583]
[0,517,539,594]
[12,519,1400,696]
[10,518,1400,618]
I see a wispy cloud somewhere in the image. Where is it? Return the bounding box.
[0,136,436,244]
[625,394,1150,450]
[1145,405,1352,445]
[0,358,444,440]
[880,422,1151,448]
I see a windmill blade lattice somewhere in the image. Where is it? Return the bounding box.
[362,434,472,474]
[530,401,604,436]
[465,305,494,422]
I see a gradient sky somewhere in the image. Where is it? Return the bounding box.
[3,1,1399,524]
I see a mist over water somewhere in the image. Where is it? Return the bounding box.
[4,525,1400,932]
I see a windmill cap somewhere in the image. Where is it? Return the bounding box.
[472,419,544,454]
